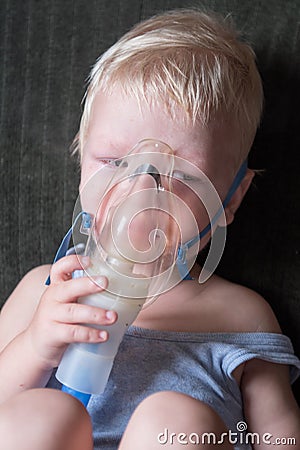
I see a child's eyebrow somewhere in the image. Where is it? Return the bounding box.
[90,131,129,150]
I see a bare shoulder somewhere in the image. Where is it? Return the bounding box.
[0,265,51,350]
[200,277,299,423]
[137,270,282,334]
[205,274,282,333]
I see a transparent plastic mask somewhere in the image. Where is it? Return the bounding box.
[73,140,193,305]
[72,138,227,304]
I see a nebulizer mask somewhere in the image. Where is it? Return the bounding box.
[52,139,246,406]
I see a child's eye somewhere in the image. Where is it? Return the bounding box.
[172,170,199,182]
[97,158,126,168]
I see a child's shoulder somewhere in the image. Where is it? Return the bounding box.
[198,274,282,333]
[2,264,50,313]
[136,271,282,334]
[0,265,50,350]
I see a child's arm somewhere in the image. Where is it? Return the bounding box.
[0,255,116,404]
[242,352,300,449]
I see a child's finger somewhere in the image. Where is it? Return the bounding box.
[50,274,108,303]
[50,255,90,284]
[56,302,117,326]
[57,323,109,345]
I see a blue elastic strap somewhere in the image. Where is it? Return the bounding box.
[176,160,248,280]
[45,211,91,285]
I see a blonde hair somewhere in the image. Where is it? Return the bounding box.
[75,9,263,162]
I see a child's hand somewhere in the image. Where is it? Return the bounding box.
[24,255,117,370]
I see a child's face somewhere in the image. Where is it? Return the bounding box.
[80,88,242,248]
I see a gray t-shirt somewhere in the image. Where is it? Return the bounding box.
[47,327,300,450]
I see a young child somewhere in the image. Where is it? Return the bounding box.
[0,9,299,450]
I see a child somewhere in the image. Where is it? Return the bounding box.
[0,8,299,450]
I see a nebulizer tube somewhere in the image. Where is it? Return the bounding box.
[55,140,183,406]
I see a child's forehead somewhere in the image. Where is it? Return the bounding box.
[91,89,237,137]
[86,89,242,173]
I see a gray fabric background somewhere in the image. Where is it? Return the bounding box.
[1,0,299,400]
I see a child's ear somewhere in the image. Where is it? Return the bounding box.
[222,168,255,226]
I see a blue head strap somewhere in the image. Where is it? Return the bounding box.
[176,160,248,280]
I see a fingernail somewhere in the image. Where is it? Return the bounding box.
[106,310,115,321]
[81,256,90,268]
[99,330,107,340]
[94,276,107,289]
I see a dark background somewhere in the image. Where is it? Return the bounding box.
[1,0,299,401]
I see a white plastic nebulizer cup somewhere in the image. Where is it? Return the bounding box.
[56,258,150,395]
